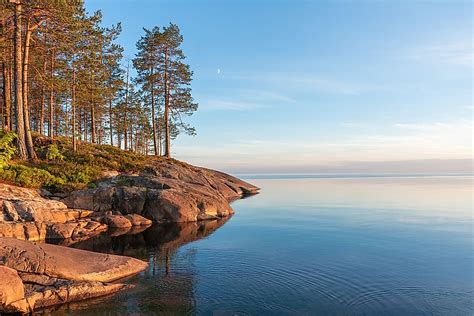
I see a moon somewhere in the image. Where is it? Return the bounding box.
[217,68,221,74]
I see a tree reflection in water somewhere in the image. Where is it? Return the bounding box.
[41,217,231,314]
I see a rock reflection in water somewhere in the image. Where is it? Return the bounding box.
[40,217,231,314]
[69,216,230,255]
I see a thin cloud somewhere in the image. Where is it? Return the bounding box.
[198,89,295,111]
[199,99,266,111]
[174,118,473,171]
[393,122,452,131]
[340,122,367,128]
[223,72,385,96]
[407,40,472,67]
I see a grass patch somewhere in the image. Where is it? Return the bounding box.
[0,133,153,191]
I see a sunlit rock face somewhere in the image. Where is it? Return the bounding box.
[0,182,153,243]
[0,237,147,313]
[62,160,259,223]
[0,183,107,242]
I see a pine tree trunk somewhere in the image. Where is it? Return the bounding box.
[124,63,129,150]
[157,123,161,156]
[48,51,55,139]
[151,70,158,155]
[117,126,121,149]
[8,63,13,129]
[72,67,77,151]
[90,96,96,143]
[109,99,113,146]
[164,50,171,158]
[78,106,82,141]
[2,60,11,132]
[129,124,133,150]
[13,2,27,159]
[22,23,37,159]
[39,58,46,135]
[0,9,9,132]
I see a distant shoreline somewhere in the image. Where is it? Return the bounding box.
[238,173,474,180]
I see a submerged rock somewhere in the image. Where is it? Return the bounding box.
[0,237,147,313]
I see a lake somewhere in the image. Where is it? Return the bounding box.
[46,175,473,315]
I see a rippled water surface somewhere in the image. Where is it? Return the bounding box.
[48,176,473,315]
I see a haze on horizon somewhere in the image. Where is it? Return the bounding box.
[86,0,473,174]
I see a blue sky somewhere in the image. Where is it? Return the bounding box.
[86,0,472,174]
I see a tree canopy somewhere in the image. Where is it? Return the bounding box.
[0,0,197,159]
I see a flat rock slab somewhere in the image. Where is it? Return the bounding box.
[0,238,148,283]
[0,265,133,313]
[24,280,131,311]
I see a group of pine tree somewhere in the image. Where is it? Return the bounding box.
[0,0,197,161]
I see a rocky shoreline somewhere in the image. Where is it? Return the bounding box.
[0,160,259,313]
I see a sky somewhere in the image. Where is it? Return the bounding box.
[85,0,473,174]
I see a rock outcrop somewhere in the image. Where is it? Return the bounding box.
[0,266,29,313]
[0,183,108,242]
[0,160,258,313]
[0,237,148,313]
[62,160,259,223]
[0,183,152,243]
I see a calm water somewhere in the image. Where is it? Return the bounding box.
[45,176,473,315]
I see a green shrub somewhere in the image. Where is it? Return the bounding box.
[0,134,150,191]
[0,164,65,188]
[40,161,102,186]
[46,144,64,161]
[0,132,17,168]
[87,182,97,189]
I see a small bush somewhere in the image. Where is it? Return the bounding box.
[39,161,102,187]
[46,144,64,161]
[87,182,97,189]
[0,132,17,168]
[0,164,65,188]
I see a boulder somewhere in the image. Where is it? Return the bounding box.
[125,213,153,226]
[45,220,108,240]
[101,214,132,228]
[0,266,29,313]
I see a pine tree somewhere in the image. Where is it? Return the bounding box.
[134,23,197,157]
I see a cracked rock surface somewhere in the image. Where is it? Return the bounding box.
[0,183,107,242]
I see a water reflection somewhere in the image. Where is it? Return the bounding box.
[40,177,473,315]
[68,216,230,255]
[41,217,231,315]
